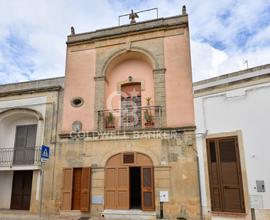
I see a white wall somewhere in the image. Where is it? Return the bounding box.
[0,116,38,148]
[195,82,270,212]
[0,97,47,117]
[0,171,13,209]
[0,96,47,154]
[0,96,47,208]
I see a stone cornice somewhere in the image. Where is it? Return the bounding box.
[0,85,63,98]
[67,15,188,46]
[59,126,196,139]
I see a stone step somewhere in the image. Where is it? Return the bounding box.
[102,209,157,220]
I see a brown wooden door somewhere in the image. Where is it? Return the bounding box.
[105,167,129,209]
[61,168,73,210]
[80,167,91,212]
[141,167,155,211]
[10,171,33,210]
[117,167,129,209]
[72,168,82,210]
[61,167,91,211]
[13,124,37,165]
[105,168,117,209]
[207,137,245,213]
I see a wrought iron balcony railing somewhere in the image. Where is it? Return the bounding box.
[98,106,162,131]
[0,147,41,167]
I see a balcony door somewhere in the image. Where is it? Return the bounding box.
[121,83,142,129]
[13,124,37,165]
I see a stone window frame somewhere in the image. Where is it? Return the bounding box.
[117,78,145,93]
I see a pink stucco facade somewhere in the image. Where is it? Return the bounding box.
[61,16,195,132]
[62,49,96,132]
[164,31,195,127]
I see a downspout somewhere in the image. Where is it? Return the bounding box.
[196,154,203,220]
[51,88,61,200]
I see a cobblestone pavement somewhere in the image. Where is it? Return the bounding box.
[0,216,102,220]
[0,212,99,220]
[0,214,134,220]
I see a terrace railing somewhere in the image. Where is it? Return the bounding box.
[98,106,162,131]
[0,146,41,167]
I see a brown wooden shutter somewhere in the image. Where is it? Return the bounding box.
[141,167,155,211]
[14,126,27,164]
[14,125,37,165]
[80,167,91,212]
[25,125,37,148]
[105,168,117,209]
[25,125,37,164]
[116,167,129,209]
[61,168,73,210]
[219,138,245,212]
[207,137,245,213]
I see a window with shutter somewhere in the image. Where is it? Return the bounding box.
[123,152,135,164]
[13,124,37,165]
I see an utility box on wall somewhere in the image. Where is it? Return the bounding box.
[160,191,169,202]
[256,180,265,192]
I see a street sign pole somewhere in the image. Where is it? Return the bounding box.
[39,162,44,217]
[39,145,50,218]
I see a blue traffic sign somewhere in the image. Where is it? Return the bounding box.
[41,145,50,162]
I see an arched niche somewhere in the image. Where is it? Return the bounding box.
[104,51,155,111]
[104,50,155,76]
[0,108,43,121]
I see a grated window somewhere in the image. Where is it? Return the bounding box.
[123,153,134,164]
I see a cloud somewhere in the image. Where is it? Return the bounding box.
[0,0,270,84]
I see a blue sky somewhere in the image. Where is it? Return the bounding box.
[0,0,270,84]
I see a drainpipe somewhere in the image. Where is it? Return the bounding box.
[51,88,61,200]
[196,155,203,220]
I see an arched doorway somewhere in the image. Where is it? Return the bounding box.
[104,152,155,211]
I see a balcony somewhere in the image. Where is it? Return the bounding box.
[98,106,162,131]
[0,147,41,167]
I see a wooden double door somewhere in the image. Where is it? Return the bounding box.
[207,137,245,213]
[61,167,91,211]
[105,153,155,211]
[105,166,154,211]
[10,171,33,210]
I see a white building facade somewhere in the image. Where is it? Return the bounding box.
[0,78,63,213]
[194,64,270,220]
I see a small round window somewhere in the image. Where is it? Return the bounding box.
[71,97,84,107]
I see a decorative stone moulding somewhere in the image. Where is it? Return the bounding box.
[71,97,84,107]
